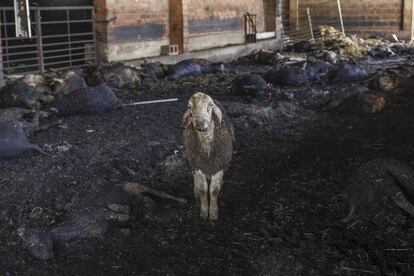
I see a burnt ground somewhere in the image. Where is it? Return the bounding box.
[1,60,414,275]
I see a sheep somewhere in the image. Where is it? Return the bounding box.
[181,92,235,221]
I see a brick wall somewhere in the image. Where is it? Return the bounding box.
[281,0,289,18]
[341,0,404,37]
[96,0,282,61]
[95,0,169,62]
[186,0,267,51]
[293,0,411,39]
[264,0,277,31]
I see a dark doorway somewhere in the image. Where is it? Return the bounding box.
[263,0,276,32]
[169,0,183,53]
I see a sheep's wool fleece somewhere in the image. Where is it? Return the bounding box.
[182,111,234,177]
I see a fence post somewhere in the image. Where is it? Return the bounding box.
[337,0,345,36]
[34,4,44,73]
[306,7,314,41]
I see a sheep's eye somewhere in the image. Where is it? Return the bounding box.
[207,103,214,111]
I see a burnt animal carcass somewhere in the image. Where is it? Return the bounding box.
[368,70,402,93]
[0,81,46,125]
[52,70,88,95]
[305,61,336,82]
[21,73,54,104]
[315,50,338,64]
[368,45,395,58]
[88,63,142,89]
[166,59,227,81]
[141,62,168,80]
[343,159,414,224]
[0,115,47,159]
[52,84,120,115]
[265,62,309,86]
[330,63,368,82]
[287,40,315,53]
[230,74,272,98]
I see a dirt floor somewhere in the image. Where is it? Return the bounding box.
[1,58,414,275]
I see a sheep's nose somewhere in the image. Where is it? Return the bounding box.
[194,120,209,132]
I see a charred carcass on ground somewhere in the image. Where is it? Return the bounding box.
[0,81,45,126]
[181,92,235,221]
[0,114,48,159]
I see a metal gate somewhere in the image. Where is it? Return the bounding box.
[281,0,343,47]
[0,5,96,75]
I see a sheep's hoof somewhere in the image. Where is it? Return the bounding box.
[200,209,209,220]
[209,208,219,221]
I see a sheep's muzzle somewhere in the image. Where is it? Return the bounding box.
[193,115,210,132]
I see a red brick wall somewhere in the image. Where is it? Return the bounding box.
[95,0,169,61]
[281,0,289,18]
[95,0,282,61]
[186,0,267,51]
[295,0,409,39]
[341,0,404,36]
[264,0,277,31]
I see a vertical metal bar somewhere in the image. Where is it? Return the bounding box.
[14,0,32,37]
[66,9,72,67]
[91,7,97,64]
[34,5,44,73]
[2,10,10,71]
[306,7,314,41]
[337,0,345,36]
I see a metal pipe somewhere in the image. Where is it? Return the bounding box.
[0,6,94,11]
[337,0,345,36]
[122,98,179,107]
[34,3,44,73]
[306,8,314,41]
[42,39,94,47]
[40,19,93,24]
[44,57,95,66]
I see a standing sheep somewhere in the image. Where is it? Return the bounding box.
[181,92,235,221]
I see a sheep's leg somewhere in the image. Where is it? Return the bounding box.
[193,173,200,199]
[194,170,209,219]
[209,170,224,221]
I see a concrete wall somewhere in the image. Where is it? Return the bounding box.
[95,0,282,62]
[295,0,413,39]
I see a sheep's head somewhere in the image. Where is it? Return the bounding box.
[181,92,222,132]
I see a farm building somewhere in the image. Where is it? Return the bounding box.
[1,0,414,275]
[1,0,413,79]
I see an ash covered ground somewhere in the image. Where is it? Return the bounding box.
[1,45,414,275]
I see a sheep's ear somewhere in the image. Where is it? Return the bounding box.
[212,104,222,125]
[181,107,192,128]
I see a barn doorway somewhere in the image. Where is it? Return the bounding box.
[168,0,184,54]
[263,0,276,32]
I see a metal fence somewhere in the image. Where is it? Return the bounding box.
[1,5,96,75]
[281,0,343,47]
